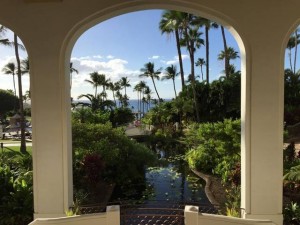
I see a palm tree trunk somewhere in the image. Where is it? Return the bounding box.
[12,73,16,97]
[289,50,293,72]
[205,25,210,83]
[12,73,18,112]
[175,29,185,89]
[200,66,204,81]
[95,86,97,98]
[188,41,200,122]
[112,90,116,106]
[221,26,229,77]
[172,78,177,98]
[294,30,298,74]
[14,33,26,154]
[151,77,161,101]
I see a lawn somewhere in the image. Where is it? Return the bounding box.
[1,145,32,155]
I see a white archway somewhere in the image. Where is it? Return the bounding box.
[0,1,294,224]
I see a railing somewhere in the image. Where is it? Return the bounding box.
[120,202,185,225]
[29,202,276,225]
[76,201,219,225]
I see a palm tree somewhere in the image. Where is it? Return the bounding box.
[294,29,299,74]
[77,93,115,111]
[85,72,102,97]
[98,74,110,101]
[2,62,17,97]
[21,57,31,98]
[119,76,131,95]
[133,83,142,115]
[192,17,218,83]
[195,58,206,81]
[159,10,185,89]
[0,25,12,47]
[143,86,152,111]
[14,33,26,153]
[287,30,300,73]
[139,62,162,101]
[220,25,232,77]
[133,81,147,118]
[108,81,119,106]
[287,37,295,72]
[218,47,239,76]
[70,62,78,89]
[181,21,204,122]
[163,65,179,98]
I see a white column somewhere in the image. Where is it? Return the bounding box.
[29,38,73,218]
[241,33,284,225]
[184,205,199,225]
[106,205,120,225]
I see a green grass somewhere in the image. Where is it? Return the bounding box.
[0,139,22,143]
[1,146,32,155]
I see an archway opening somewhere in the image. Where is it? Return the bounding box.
[283,25,300,225]
[69,8,243,217]
[0,24,33,225]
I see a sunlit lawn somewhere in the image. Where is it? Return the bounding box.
[1,144,32,155]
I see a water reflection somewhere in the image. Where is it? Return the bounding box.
[111,150,210,205]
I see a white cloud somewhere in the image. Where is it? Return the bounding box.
[106,55,114,59]
[0,55,30,94]
[70,56,142,98]
[148,55,160,60]
[93,55,103,59]
[161,54,189,65]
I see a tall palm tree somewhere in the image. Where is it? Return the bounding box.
[218,47,239,76]
[220,25,231,77]
[21,57,31,98]
[294,30,299,74]
[70,62,78,89]
[98,74,110,101]
[133,83,142,115]
[2,62,17,97]
[163,65,179,98]
[85,72,102,97]
[119,76,131,95]
[108,81,119,106]
[195,58,206,81]
[139,62,162,101]
[14,33,26,153]
[287,37,295,72]
[134,81,147,118]
[159,10,185,89]
[192,17,218,83]
[143,86,152,111]
[181,21,204,122]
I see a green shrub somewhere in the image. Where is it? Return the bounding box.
[0,158,33,225]
[184,119,241,183]
[72,122,156,186]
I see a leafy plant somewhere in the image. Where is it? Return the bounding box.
[284,202,300,225]
[184,119,241,183]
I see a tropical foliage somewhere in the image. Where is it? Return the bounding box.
[0,151,33,225]
[72,121,156,202]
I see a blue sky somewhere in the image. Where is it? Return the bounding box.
[1,9,242,100]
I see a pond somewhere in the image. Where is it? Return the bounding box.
[110,150,210,206]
